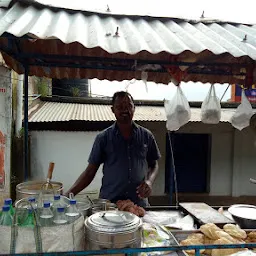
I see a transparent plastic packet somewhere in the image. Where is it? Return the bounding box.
[201,84,221,124]
[164,86,191,131]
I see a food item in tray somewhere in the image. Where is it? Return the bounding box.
[180,238,205,255]
[180,223,250,256]
[204,237,215,255]
[200,223,221,240]
[223,224,247,240]
[116,199,146,217]
[187,233,205,243]
[245,232,256,245]
[248,231,256,240]
[215,230,239,243]
[211,237,245,256]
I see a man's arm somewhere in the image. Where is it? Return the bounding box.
[146,160,159,185]
[137,160,159,198]
[65,163,99,196]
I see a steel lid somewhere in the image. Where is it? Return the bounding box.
[85,210,141,233]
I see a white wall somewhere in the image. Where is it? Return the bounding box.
[232,128,256,196]
[30,131,103,194]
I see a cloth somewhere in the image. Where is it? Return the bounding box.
[88,122,161,207]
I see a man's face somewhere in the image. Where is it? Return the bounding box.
[112,95,135,124]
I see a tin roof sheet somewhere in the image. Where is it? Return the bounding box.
[0,1,256,84]
[28,101,239,123]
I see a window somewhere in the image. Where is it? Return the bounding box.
[165,133,211,194]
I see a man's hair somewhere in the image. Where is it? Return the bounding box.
[111,91,134,106]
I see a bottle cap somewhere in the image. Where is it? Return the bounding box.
[4,198,12,205]
[28,197,36,202]
[54,195,60,200]
[43,201,51,208]
[57,207,65,212]
[70,199,77,205]
[2,205,10,212]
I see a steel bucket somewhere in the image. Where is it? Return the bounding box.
[16,180,63,200]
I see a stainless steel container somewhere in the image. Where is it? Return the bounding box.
[91,203,117,214]
[92,198,110,205]
[16,181,63,200]
[85,211,142,256]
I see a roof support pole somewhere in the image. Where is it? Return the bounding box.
[23,65,29,181]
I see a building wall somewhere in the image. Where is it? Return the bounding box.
[232,128,256,196]
[30,131,103,195]
[30,121,256,198]
[0,66,12,204]
[138,121,235,196]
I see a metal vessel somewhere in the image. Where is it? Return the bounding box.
[85,211,142,256]
[16,180,63,200]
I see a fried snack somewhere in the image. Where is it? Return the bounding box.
[199,223,221,240]
[211,237,244,256]
[180,239,205,255]
[116,199,146,217]
[215,230,238,242]
[223,224,247,239]
[203,237,215,255]
[248,231,256,240]
[187,233,205,243]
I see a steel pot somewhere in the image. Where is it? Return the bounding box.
[91,203,117,214]
[16,181,63,200]
[92,198,110,205]
[85,211,142,256]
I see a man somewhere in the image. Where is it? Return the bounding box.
[65,91,161,207]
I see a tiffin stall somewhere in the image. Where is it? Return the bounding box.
[1,0,256,255]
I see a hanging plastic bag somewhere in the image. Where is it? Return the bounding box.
[164,86,191,131]
[201,84,221,124]
[231,89,253,131]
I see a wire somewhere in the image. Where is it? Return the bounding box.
[168,131,179,209]
[220,84,231,102]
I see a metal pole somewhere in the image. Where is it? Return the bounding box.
[24,65,29,181]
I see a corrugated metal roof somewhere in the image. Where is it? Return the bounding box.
[28,101,240,123]
[0,1,256,84]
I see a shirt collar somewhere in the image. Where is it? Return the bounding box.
[113,121,138,136]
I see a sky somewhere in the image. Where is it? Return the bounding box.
[41,0,256,101]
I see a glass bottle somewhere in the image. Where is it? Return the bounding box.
[65,199,80,223]
[0,205,13,226]
[20,208,34,227]
[4,198,15,216]
[39,201,53,227]
[53,207,68,225]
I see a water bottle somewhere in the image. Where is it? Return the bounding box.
[65,199,80,223]
[27,197,37,210]
[52,195,62,215]
[39,201,53,227]
[0,205,13,226]
[4,198,15,216]
[20,208,34,227]
[53,207,68,225]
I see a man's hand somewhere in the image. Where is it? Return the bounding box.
[136,180,152,198]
